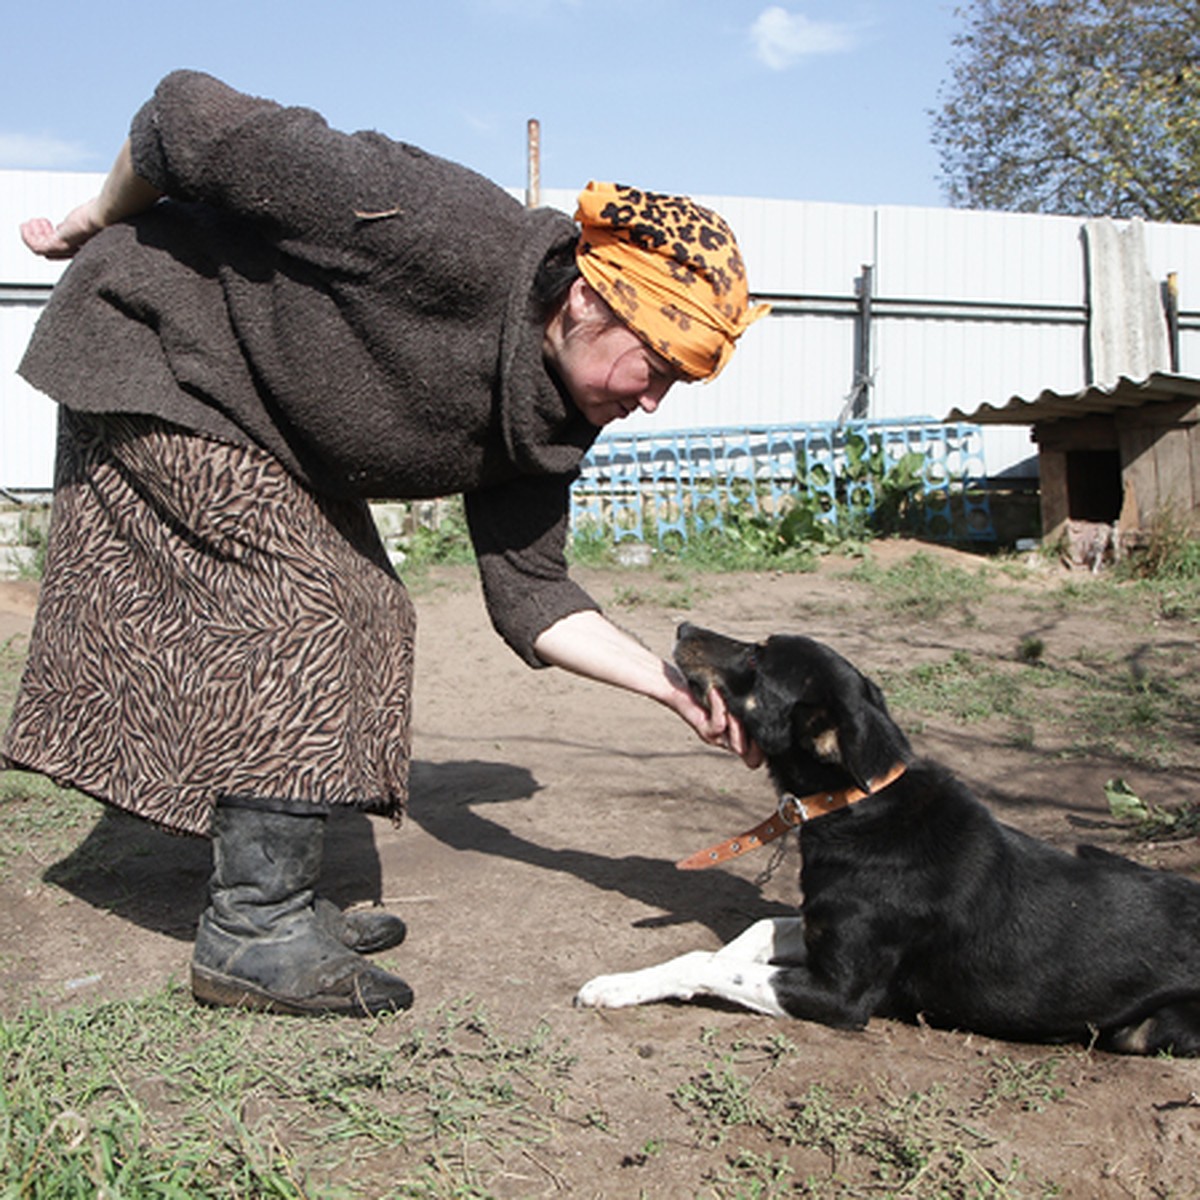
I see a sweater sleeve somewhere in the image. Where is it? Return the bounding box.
[127,69,503,244]
[465,475,600,667]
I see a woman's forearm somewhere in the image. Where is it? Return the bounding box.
[94,138,163,227]
[533,609,681,705]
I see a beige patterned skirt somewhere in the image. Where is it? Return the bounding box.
[2,410,415,836]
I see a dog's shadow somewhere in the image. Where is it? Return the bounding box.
[42,803,387,942]
[407,759,793,942]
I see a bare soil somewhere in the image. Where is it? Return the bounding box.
[2,543,1199,1198]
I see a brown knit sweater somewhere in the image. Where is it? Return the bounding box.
[19,70,600,664]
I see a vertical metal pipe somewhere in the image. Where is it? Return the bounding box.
[526,118,541,209]
[844,263,873,420]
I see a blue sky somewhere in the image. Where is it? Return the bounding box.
[0,0,961,208]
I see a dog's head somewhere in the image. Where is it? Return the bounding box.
[674,622,910,796]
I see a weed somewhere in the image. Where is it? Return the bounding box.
[978,1056,1066,1114]
[675,1061,769,1145]
[1105,777,1200,841]
[706,1149,795,1198]
[669,1036,1057,1198]
[400,498,476,571]
[1016,635,1045,664]
[1,508,49,580]
[657,516,822,574]
[1118,508,1200,584]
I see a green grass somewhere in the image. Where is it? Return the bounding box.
[848,551,995,623]
[671,1034,1061,1199]
[0,776,96,878]
[880,650,1198,769]
[1,990,576,1199]
[2,998,1085,1199]
[873,600,1199,770]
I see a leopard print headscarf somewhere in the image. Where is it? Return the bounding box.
[574,181,769,381]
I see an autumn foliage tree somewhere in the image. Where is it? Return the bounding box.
[933,0,1200,222]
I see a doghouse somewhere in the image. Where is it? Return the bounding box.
[950,219,1199,563]
[955,371,1200,558]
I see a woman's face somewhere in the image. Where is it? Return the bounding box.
[549,282,685,427]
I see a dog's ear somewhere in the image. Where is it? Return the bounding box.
[831,672,908,793]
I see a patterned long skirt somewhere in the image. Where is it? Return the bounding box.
[2,410,415,837]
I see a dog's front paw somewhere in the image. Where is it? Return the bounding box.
[575,952,713,1009]
[575,972,645,1009]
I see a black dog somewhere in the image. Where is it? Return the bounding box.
[577,623,1200,1056]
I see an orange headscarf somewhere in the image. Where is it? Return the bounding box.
[574,182,769,381]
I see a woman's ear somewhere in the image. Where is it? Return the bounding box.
[563,276,593,322]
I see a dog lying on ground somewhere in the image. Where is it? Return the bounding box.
[576,623,1200,1056]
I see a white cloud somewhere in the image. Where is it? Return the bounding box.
[750,6,860,71]
[0,133,92,170]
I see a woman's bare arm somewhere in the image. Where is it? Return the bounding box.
[21,139,162,260]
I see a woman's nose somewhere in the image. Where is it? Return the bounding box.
[638,380,673,413]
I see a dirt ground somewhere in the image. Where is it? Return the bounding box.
[2,542,1200,1197]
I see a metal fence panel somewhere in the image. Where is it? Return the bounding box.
[571,419,994,546]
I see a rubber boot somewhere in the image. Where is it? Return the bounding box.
[191,794,414,1016]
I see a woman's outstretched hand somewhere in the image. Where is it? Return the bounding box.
[670,666,764,768]
[21,139,163,261]
[530,608,764,769]
[21,203,104,260]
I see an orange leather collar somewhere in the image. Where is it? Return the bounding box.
[676,761,907,871]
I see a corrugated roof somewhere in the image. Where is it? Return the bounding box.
[946,371,1200,425]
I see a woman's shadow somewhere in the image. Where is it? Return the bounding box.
[42,802,388,941]
[42,758,793,944]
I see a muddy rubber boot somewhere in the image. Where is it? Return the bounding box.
[191,795,414,1016]
[314,897,407,955]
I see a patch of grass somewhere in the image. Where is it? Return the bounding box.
[611,580,702,611]
[880,651,1042,725]
[1043,570,1200,629]
[848,551,993,622]
[0,989,577,1198]
[566,527,616,568]
[1063,648,1198,767]
[673,1035,1057,1199]
[1,636,27,724]
[881,635,1199,771]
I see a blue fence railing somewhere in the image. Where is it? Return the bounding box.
[569,418,995,545]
